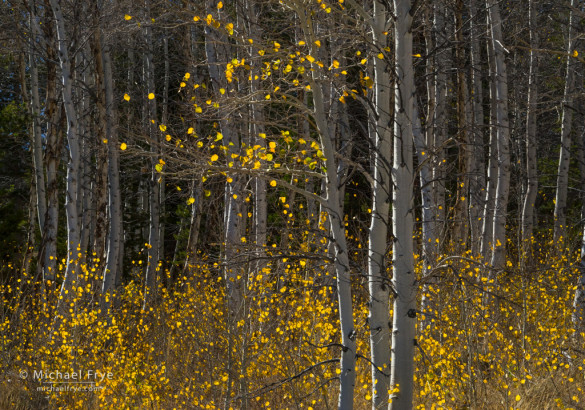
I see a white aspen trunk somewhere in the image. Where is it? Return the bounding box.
[390,1,416,408]
[296,8,356,406]
[480,32,498,260]
[469,0,486,256]
[102,39,122,298]
[368,1,392,406]
[50,0,81,315]
[553,0,577,243]
[522,0,538,250]
[487,0,511,271]
[143,16,160,308]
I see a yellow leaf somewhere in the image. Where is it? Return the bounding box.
[120,143,127,150]
[123,93,130,101]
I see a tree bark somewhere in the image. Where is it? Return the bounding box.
[367,1,392,406]
[390,0,416,408]
[143,13,160,308]
[50,0,81,317]
[553,0,578,243]
[487,0,511,271]
[522,0,538,256]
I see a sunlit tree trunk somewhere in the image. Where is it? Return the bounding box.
[367,1,392,406]
[553,0,578,243]
[481,32,498,260]
[486,0,510,271]
[294,5,356,407]
[390,0,416,408]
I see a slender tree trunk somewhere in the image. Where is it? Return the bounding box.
[143,12,160,308]
[91,21,109,269]
[481,32,498,260]
[522,0,538,256]
[367,1,392,406]
[42,15,61,281]
[419,2,439,331]
[433,1,448,249]
[486,0,511,271]
[28,1,47,236]
[50,0,81,317]
[295,6,357,406]
[469,0,486,256]
[453,0,472,249]
[554,0,578,243]
[102,37,122,299]
[390,1,416,408]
